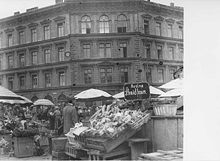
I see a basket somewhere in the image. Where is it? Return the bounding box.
[65,133,82,149]
[129,112,151,130]
[153,104,177,116]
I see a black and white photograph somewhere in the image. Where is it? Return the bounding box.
[0,0,219,160]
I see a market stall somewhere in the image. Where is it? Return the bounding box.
[63,83,152,160]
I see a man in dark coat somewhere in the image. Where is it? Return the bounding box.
[63,99,78,134]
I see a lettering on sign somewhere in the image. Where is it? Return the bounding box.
[124,82,150,100]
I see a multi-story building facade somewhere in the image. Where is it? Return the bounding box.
[0,0,183,103]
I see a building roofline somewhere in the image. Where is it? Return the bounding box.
[0,0,183,23]
[0,3,66,23]
[143,0,183,12]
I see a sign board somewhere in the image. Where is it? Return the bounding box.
[124,82,150,100]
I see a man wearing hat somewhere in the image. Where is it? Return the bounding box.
[63,98,78,134]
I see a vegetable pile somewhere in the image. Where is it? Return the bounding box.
[82,100,150,138]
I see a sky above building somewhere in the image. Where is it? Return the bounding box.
[0,0,185,19]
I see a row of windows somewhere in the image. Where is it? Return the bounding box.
[6,71,66,90]
[2,47,66,69]
[0,43,182,70]
[0,14,183,49]
[144,43,183,60]
[82,42,127,59]
[146,67,176,83]
[84,67,128,84]
[83,66,175,84]
[81,41,183,60]
[0,65,177,89]
[2,22,65,48]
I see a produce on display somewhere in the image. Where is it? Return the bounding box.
[79,100,150,138]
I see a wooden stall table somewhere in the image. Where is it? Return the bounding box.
[128,138,150,160]
[13,136,34,158]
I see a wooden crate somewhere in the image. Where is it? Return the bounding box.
[65,142,88,159]
[87,142,131,160]
[52,150,69,160]
[14,137,34,158]
[52,137,67,152]
[139,149,183,161]
[83,127,140,153]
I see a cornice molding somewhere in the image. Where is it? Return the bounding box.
[154,16,164,21]
[28,22,39,28]
[4,28,14,33]
[53,16,66,22]
[141,14,152,19]
[15,25,26,30]
[165,18,175,24]
[176,20,183,25]
[40,19,52,25]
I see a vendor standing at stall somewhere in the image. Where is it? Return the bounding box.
[63,99,78,134]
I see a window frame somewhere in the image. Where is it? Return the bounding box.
[119,42,127,58]
[58,47,65,61]
[81,16,92,34]
[31,74,38,89]
[19,75,25,89]
[8,76,14,90]
[18,31,25,44]
[168,46,174,60]
[146,66,152,83]
[144,43,151,59]
[157,68,164,83]
[8,55,13,69]
[155,22,161,36]
[157,45,163,59]
[117,14,127,33]
[144,19,149,34]
[58,71,66,86]
[99,15,110,33]
[167,24,173,37]
[31,51,38,65]
[57,22,65,37]
[120,66,128,83]
[179,26,183,39]
[44,49,51,64]
[100,67,113,84]
[8,34,13,47]
[45,72,52,88]
[43,25,50,40]
[31,28,37,42]
[18,53,25,67]
[83,44,91,58]
[84,68,92,84]
[98,43,111,58]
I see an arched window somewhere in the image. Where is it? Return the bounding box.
[117,14,127,33]
[81,16,91,34]
[99,15,109,33]
[45,95,53,102]
[31,96,38,102]
[58,93,67,103]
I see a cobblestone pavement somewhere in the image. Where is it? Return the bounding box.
[0,154,52,160]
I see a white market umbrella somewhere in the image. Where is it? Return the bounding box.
[113,86,165,99]
[0,99,30,104]
[0,85,23,100]
[33,99,54,106]
[74,88,112,101]
[159,78,183,89]
[159,88,183,97]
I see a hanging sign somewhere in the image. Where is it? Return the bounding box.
[124,82,150,100]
